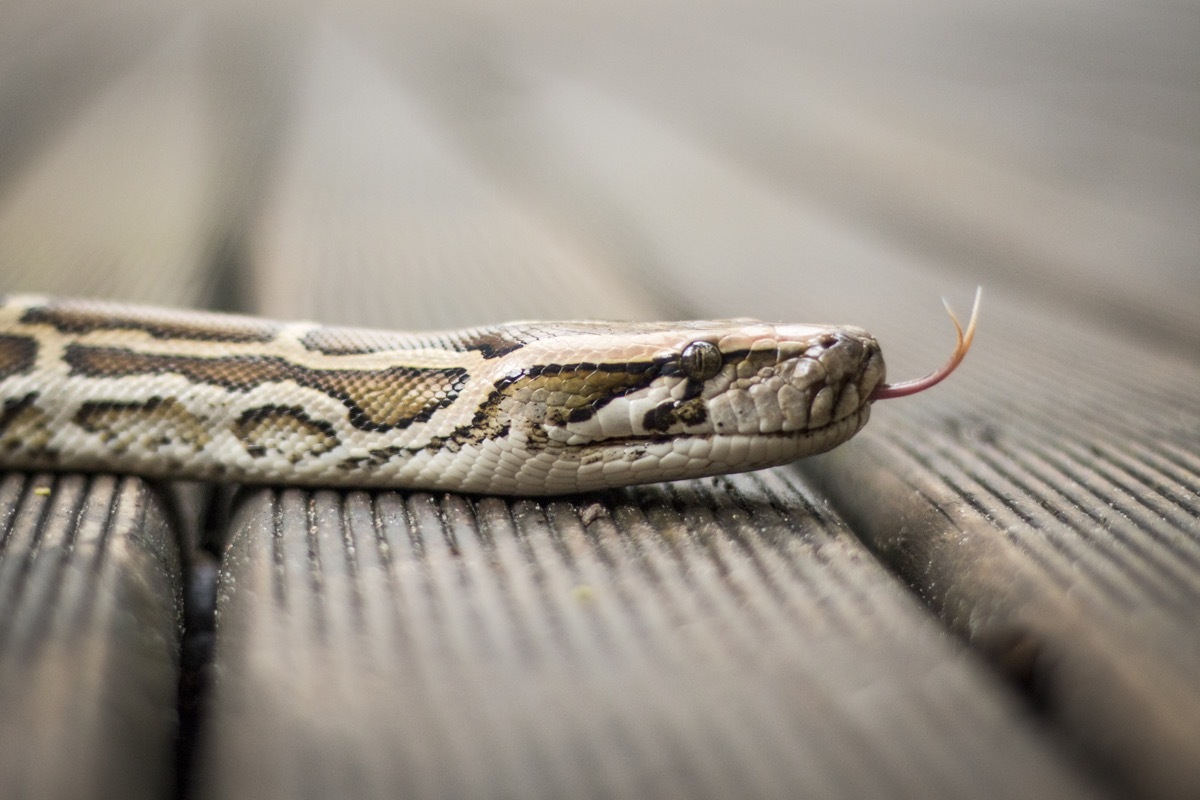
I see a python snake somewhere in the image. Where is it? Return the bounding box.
[0,293,978,495]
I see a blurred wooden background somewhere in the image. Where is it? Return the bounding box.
[0,2,1197,798]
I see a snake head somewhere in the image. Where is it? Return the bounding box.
[473,289,977,494]
[485,321,885,492]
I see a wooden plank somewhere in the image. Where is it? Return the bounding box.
[0,20,237,798]
[373,37,1200,797]
[0,1,183,193]
[0,21,226,304]
[801,298,1200,798]
[9,2,1189,798]
[484,1,1200,352]
[198,29,1101,798]
[0,474,182,800]
[203,477,1097,798]
[243,31,656,328]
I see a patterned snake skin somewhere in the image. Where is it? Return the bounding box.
[0,294,974,495]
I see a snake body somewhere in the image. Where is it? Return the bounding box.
[0,295,891,495]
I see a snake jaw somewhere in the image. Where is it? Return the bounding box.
[533,403,874,494]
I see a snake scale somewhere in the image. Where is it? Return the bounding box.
[0,293,978,495]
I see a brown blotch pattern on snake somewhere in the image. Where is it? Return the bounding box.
[74,396,211,454]
[0,334,38,379]
[233,405,340,461]
[491,362,660,427]
[64,344,470,432]
[0,393,52,453]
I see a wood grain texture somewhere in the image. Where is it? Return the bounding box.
[197,24,1102,800]
[0,474,182,800]
[360,16,1200,793]
[0,20,229,306]
[0,17,235,798]
[0,1,1196,797]
[800,298,1200,798]
[201,476,1096,799]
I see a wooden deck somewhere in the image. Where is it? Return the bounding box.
[1,3,1197,798]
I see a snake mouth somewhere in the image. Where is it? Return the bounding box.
[560,404,872,491]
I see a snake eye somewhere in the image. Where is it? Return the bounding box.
[680,341,722,381]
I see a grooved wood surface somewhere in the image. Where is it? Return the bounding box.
[0,474,182,800]
[801,295,1200,796]
[202,477,1093,799]
[0,2,1196,798]
[0,16,230,799]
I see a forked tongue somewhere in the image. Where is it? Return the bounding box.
[869,288,981,401]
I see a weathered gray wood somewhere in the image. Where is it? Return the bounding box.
[342,10,1200,796]
[0,2,183,194]
[0,474,182,800]
[0,21,230,304]
[203,476,1098,799]
[473,1,1200,351]
[199,28,1103,799]
[244,30,656,329]
[0,18,243,798]
[483,79,1200,793]
[0,2,1192,797]
[801,298,1200,799]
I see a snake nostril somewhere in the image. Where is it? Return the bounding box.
[819,334,839,348]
